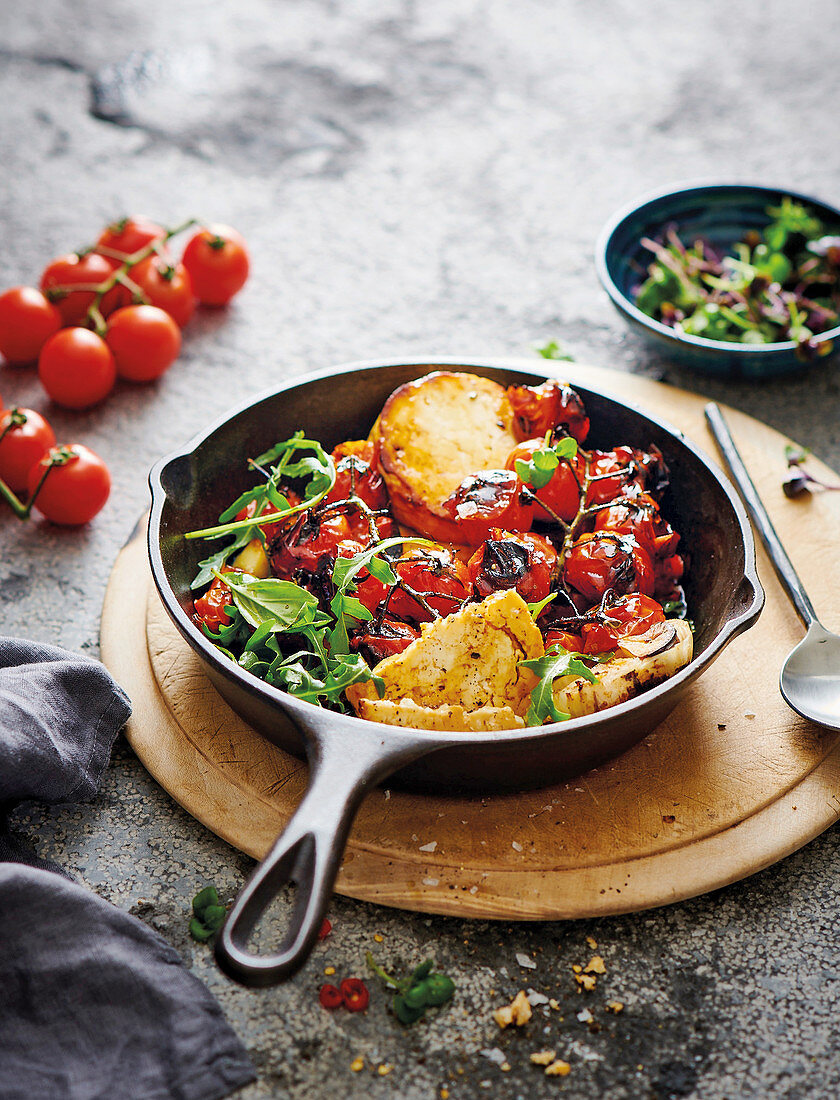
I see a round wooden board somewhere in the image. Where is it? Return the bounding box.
[101,364,840,920]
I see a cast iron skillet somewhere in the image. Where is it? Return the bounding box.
[148,358,764,987]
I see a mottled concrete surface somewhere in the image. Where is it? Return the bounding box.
[3,1,840,1096]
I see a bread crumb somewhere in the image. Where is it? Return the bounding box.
[350,1056,365,1072]
[549,998,561,1011]
[377,1064,392,1076]
[605,1000,624,1014]
[586,936,598,949]
[501,1063,511,1072]
[494,990,532,1028]
[324,966,336,976]
[374,933,384,943]
[440,1090,450,1099]
[584,956,606,975]
[545,1060,571,1077]
[574,972,597,992]
[530,1050,556,1066]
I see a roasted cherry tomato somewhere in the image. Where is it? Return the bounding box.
[235,496,298,544]
[563,532,654,604]
[543,628,583,652]
[507,380,590,444]
[467,529,557,603]
[0,287,62,363]
[182,224,250,305]
[354,547,471,623]
[586,445,669,506]
[26,444,110,525]
[129,256,196,328]
[352,617,421,662]
[96,216,167,257]
[443,469,533,545]
[40,252,118,326]
[324,440,390,513]
[594,490,679,560]
[269,510,354,577]
[194,572,235,632]
[106,304,181,382]
[654,553,685,599]
[0,407,56,492]
[38,328,116,409]
[505,438,583,523]
[579,593,666,654]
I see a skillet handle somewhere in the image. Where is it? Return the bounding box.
[214,720,432,987]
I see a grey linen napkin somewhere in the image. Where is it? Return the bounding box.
[0,636,256,1100]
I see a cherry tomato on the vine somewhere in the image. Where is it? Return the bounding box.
[563,531,655,604]
[544,628,583,652]
[182,225,250,305]
[505,438,583,523]
[26,444,110,525]
[0,287,62,363]
[38,328,116,408]
[40,252,117,326]
[0,408,56,492]
[467,529,557,603]
[96,216,167,258]
[105,305,181,382]
[443,469,534,545]
[129,256,196,328]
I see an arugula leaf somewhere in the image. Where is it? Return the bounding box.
[526,591,557,618]
[520,647,599,726]
[515,436,578,490]
[216,571,319,631]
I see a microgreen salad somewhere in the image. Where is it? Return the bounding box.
[634,196,840,360]
[187,373,691,730]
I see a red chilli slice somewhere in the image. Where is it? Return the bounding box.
[318,983,343,1010]
[340,977,370,1012]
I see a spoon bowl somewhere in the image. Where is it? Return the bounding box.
[781,623,840,731]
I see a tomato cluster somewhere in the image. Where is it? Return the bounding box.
[0,216,250,527]
[197,379,687,661]
[0,216,250,408]
[0,404,110,525]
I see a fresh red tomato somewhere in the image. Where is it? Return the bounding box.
[443,469,533,544]
[467,529,557,603]
[544,628,583,652]
[563,532,654,604]
[129,257,196,328]
[0,287,62,363]
[96,216,167,257]
[505,438,583,523]
[0,408,56,492]
[182,225,250,305]
[26,444,110,525]
[40,253,117,326]
[105,305,181,382]
[354,546,471,623]
[507,381,590,444]
[38,328,116,408]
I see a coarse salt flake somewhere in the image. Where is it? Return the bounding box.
[511,841,523,852]
[423,877,440,887]
[419,841,438,853]
[516,953,537,970]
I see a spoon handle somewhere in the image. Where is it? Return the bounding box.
[704,402,817,629]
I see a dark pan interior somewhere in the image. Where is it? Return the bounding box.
[152,361,761,790]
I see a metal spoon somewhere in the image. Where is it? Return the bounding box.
[705,402,840,731]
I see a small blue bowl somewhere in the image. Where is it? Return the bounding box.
[596,182,840,379]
